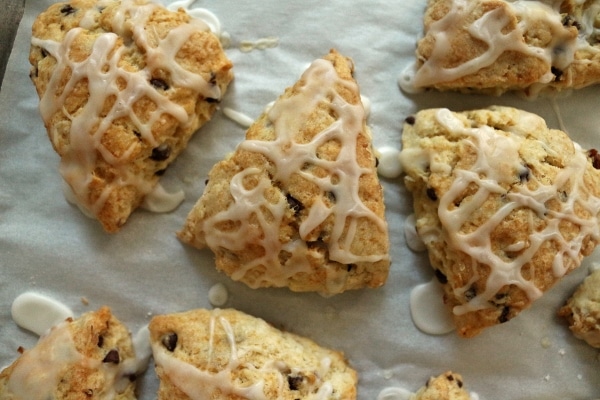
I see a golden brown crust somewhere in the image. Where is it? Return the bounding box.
[29,0,233,232]
[148,308,357,400]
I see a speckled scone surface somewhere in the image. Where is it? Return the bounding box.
[148,308,357,400]
[412,371,471,400]
[178,49,390,295]
[558,268,600,348]
[0,307,137,399]
[400,106,600,337]
[29,0,233,232]
[409,0,600,96]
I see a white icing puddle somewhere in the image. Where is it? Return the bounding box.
[377,387,413,400]
[165,0,222,36]
[11,292,74,336]
[208,283,229,306]
[403,213,426,252]
[141,183,185,213]
[132,325,152,374]
[376,146,403,179]
[410,278,455,335]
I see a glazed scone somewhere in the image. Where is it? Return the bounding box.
[412,371,471,400]
[29,0,233,232]
[148,308,357,400]
[558,267,600,348]
[0,307,138,399]
[178,50,390,295]
[403,0,600,96]
[400,106,600,337]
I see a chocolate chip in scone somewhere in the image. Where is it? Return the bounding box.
[155,168,167,176]
[561,14,581,30]
[498,306,511,323]
[326,191,337,203]
[551,66,563,81]
[97,335,104,348]
[102,349,120,364]
[150,78,169,91]
[205,97,220,103]
[464,285,477,301]
[162,332,178,351]
[150,144,171,161]
[588,149,600,169]
[518,166,531,183]
[208,71,217,85]
[286,193,304,216]
[60,4,76,15]
[133,130,142,139]
[426,187,437,201]
[347,263,357,272]
[287,374,304,391]
[434,268,448,284]
[404,115,416,125]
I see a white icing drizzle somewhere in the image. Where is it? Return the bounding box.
[32,0,221,220]
[410,278,456,335]
[11,292,74,336]
[431,108,600,315]
[223,107,255,128]
[404,0,599,92]
[404,213,427,252]
[152,310,334,399]
[199,58,388,291]
[6,321,136,400]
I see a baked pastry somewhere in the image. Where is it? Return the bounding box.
[400,106,600,337]
[0,306,138,399]
[558,267,600,348]
[178,50,390,295]
[148,308,357,399]
[403,0,600,96]
[29,0,233,232]
[412,371,471,400]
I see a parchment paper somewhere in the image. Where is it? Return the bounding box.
[1,1,599,398]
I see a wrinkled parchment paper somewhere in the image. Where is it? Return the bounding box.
[1,1,599,398]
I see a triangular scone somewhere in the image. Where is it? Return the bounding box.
[405,0,600,96]
[400,106,600,337]
[0,307,138,399]
[178,50,390,295]
[149,308,357,400]
[29,0,233,232]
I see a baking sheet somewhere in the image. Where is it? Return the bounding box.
[1,0,599,398]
